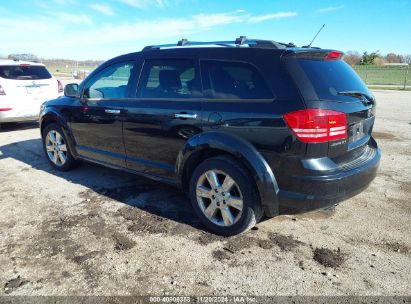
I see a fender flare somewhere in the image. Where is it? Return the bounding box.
[39,109,78,158]
[176,131,279,217]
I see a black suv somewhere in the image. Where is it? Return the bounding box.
[39,37,380,236]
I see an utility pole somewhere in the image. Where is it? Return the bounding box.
[404,63,410,90]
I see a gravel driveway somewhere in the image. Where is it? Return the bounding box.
[0,90,410,296]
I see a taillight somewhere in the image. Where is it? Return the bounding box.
[0,84,5,95]
[283,109,347,143]
[325,51,343,60]
[0,108,12,111]
[57,80,63,93]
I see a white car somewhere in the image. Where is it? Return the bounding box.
[0,59,63,127]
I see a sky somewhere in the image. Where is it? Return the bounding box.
[0,0,410,60]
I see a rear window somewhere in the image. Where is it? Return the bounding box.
[0,65,52,80]
[287,58,372,102]
[202,60,273,100]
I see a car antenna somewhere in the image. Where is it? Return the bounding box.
[303,24,325,48]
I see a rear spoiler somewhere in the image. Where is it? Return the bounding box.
[284,50,344,61]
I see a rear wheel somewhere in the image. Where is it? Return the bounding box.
[189,155,262,236]
[42,123,77,171]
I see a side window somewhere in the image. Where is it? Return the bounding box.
[83,62,134,99]
[137,59,201,98]
[202,60,273,100]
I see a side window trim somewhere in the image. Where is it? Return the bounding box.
[134,57,203,100]
[81,60,136,101]
[199,58,276,102]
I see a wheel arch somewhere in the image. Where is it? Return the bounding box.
[40,110,78,158]
[176,131,279,217]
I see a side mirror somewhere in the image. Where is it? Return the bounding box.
[64,83,79,97]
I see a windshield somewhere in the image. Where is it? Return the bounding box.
[0,65,52,80]
[287,58,372,102]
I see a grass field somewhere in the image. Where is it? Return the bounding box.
[46,64,98,74]
[42,60,101,78]
[353,65,410,86]
[45,64,99,78]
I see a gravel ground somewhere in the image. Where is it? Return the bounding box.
[0,90,410,296]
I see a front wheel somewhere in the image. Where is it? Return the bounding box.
[189,155,263,236]
[42,123,78,171]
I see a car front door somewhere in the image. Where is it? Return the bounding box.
[70,61,136,167]
[122,57,203,179]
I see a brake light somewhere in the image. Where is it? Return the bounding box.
[283,109,347,143]
[0,84,5,95]
[325,51,343,60]
[57,80,63,93]
[0,108,12,111]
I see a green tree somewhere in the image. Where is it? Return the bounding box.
[361,51,380,65]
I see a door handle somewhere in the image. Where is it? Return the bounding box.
[105,109,121,114]
[174,113,197,119]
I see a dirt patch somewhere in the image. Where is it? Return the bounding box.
[61,271,71,278]
[269,233,303,251]
[257,239,274,250]
[120,206,174,234]
[224,235,257,253]
[118,206,142,222]
[72,251,100,265]
[196,233,226,246]
[399,180,411,194]
[212,249,232,261]
[0,221,16,229]
[78,189,106,205]
[384,242,410,254]
[313,248,346,268]
[4,276,29,294]
[204,232,301,254]
[33,218,78,258]
[127,219,168,234]
[372,132,402,141]
[118,205,199,236]
[112,233,136,251]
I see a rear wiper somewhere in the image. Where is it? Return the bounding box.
[338,91,375,105]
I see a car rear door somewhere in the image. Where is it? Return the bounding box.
[122,56,203,179]
[70,61,136,167]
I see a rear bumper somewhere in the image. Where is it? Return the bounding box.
[277,142,381,213]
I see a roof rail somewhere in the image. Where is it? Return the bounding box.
[142,36,295,51]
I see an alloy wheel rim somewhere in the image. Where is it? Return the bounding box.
[196,170,243,227]
[45,130,68,166]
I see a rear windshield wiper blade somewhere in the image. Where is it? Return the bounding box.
[338,91,374,105]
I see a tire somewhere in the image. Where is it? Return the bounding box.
[189,155,263,236]
[42,123,78,171]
